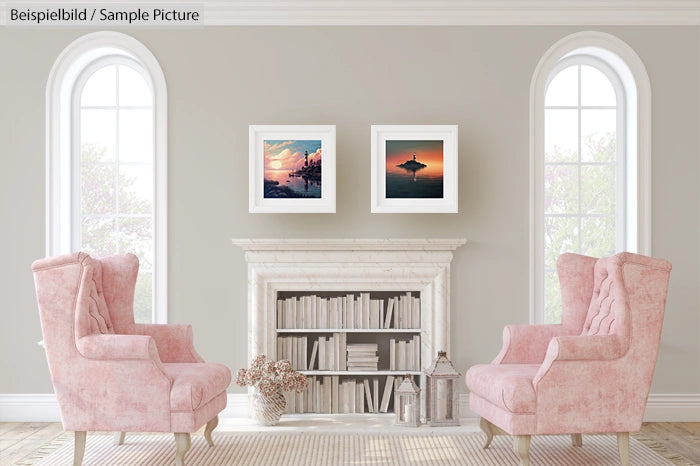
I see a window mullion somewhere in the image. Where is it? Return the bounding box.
[577,64,582,255]
[74,102,81,252]
[115,64,121,255]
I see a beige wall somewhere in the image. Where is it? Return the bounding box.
[0,26,697,395]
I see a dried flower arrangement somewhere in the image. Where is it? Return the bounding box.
[235,354,308,397]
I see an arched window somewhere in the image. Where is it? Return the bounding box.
[531,32,651,324]
[47,32,167,323]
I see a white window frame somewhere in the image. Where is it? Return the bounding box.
[46,31,168,324]
[530,31,652,324]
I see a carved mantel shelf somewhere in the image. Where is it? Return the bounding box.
[232,238,467,251]
[232,238,467,366]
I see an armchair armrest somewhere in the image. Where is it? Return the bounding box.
[493,324,569,364]
[533,334,626,386]
[76,334,161,361]
[132,323,204,363]
[72,334,173,431]
[544,334,625,362]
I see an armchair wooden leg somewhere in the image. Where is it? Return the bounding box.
[571,433,583,447]
[513,435,531,466]
[479,417,494,449]
[204,415,219,447]
[73,431,86,466]
[617,432,631,466]
[174,432,191,466]
[114,432,126,446]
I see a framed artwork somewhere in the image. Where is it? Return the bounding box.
[249,125,336,213]
[371,125,458,213]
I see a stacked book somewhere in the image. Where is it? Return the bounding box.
[287,375,397,414]
[346,343,379,371]
[276,292,420,330]
[277,335,308,371]
[389,335,421,371]
[277,333,351,372]
[306,333,347,371]
[392,293,421,329]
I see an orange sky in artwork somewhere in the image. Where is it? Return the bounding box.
[385,140,444,177]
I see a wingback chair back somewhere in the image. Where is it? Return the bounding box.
[534,253,671,434]
[33,252,169,432]
[466,252,671,466]
[33,252,230,466]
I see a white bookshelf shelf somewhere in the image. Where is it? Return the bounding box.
[277,328,420,333]
[300,370,421,376]
[276,291,423,415]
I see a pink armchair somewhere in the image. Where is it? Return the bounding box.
[466,252,671,466]
[32,252,231,466]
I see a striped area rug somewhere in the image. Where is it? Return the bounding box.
[34,431,673,465]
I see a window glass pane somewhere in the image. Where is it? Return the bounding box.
[581,109,616,162]
[133,271,153,324]
[81,216,117,258]
[581,65,616,107]
[542,59,625,326]
[581,165,616,215]
[81,65,116,107]
[544,270,562,324]
[72,56,158,324]
[544,215,578,324]
[118,65,152,107]
[119,109,153,163]
[119,165,153,215]
[119,217,153,270]
[545,109,578,162]
[545,65,578,107]
[80,149,115,215]
[581,216,616,257]
[544,216,579,269]
[81,109,116,161]
[545,165,579,214]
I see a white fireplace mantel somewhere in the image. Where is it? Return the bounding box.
[232,238,467,366]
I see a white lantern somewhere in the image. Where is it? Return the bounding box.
[394,374,421,427]
[424,350,460,426]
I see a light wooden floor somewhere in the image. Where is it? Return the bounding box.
[634,422,700,464]
[0,422,699,465]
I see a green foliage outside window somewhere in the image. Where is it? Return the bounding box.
[544,133,617,323]
[80,143,153,323]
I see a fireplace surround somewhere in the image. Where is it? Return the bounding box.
[233,239,466,371]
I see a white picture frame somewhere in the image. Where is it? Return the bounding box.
[371,125,458,213]
[249,125,336,213]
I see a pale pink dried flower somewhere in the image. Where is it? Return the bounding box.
[235,354,308,395]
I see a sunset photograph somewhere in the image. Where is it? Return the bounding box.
[263,139,322,198]
[385,140,444,198]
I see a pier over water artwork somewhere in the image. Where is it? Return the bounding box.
[385,140,444,199]
[264,139,322,198]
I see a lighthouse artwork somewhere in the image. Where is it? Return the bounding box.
[249,125,336,213]
[370,125,457,213]
[263,140,322,198]
[385,140,444,199]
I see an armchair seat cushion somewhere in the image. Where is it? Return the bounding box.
[466,364,539,414]
[163,363,232,411]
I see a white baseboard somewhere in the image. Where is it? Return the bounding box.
[643,394,700,422]
[221,393,250,418]
[2,393,699,423]
[0,394,62,422]
[0,394,252,423]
